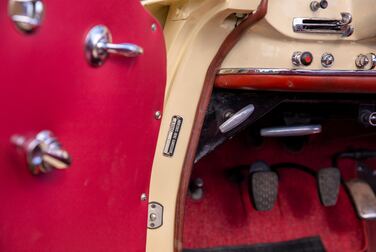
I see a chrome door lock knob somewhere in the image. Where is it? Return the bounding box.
[8,0,44,33]
[321,53,335,68]
[355,53,376,70]
[292,51,313,67]
[85,25,144,66]
[11,130,71,175]
[310,0,328,11]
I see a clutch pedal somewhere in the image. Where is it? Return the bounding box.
[346,179,376,220]
[249,162,278,211]
[318,168,341,207]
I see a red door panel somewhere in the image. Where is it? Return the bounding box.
[0,1,165,251]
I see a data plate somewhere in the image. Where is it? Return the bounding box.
[163,116,183,157]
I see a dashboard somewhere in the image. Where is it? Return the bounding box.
[216,0,376,93]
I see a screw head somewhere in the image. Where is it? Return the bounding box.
[155,111,162,120]
[151,23,157,32]
[141,193,147,201]
[150,213,157,221]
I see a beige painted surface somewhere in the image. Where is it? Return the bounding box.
[223,0,376,70]
[223,19,376,70]
[144,0,260,251]
[143,0,376,251]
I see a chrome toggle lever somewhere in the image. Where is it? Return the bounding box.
[11,130,71,175]
[219,104,255,133]
[260,125,322,137]
[293,12,354,37]
[85,25,144,66]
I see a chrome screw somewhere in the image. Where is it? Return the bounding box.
[141,193,147,201]
[150,213,157,221]
[155,111,162,120]
[151,23,157,32]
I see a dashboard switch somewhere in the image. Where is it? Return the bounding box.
[292,51,313,67]
[321,53,334,68]
[355,53,376,70]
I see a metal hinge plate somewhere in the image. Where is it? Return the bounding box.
[147,202,163,229]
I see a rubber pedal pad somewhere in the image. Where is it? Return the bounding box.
[250,171,278,211]
[318,167,341,207]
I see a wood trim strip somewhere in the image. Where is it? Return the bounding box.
[174,1,269,251]
[215,74,376,93]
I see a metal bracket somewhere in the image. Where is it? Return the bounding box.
[147,202,163,229]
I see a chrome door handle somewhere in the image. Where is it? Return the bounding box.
[96,42,143,58]
[11,130,72,175]
[85,25,144,66]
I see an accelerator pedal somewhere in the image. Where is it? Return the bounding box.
[318,168,341,207]
[249,161,278,211]
[346,179,376,220]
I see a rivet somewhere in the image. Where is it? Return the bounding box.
[150,213,157,221]
[155,111,162,120]
[141,193,147,201]
[151,23,157,32]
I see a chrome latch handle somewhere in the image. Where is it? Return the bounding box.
[85,25,144,66]
[11,130,72,175]
[97,42,144,58]
[293,12,354,37]
[219,104,255,133]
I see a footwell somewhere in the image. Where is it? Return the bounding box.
[183,236,325,252]
[183,123,371,251]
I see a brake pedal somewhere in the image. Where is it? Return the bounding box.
[318,168,341,207]
[249,162,278,211]
[346,179,376,220]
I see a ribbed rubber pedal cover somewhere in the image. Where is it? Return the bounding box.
[318,168,341,207]
[250,171,278,211]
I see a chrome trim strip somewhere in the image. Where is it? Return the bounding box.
[217,68,376,76]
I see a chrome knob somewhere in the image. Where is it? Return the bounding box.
[321,53,334,68]
[310,0,328,11]
[292,51,313,67]
[355,53,376,70]
[85,25,144,66]
[11,130,71,175]
[360,110,376,127]
[8,0,44,33]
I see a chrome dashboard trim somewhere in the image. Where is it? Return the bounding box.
[217,68,376,76]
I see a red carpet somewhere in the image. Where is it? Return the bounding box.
[183,122,372,251]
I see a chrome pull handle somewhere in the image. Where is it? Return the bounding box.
[11,130,72,175]
[96,42,143,58]
[293,12,354,37]
[85,25,144,66]
[219,104,255,133]
[260,125,322,137]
